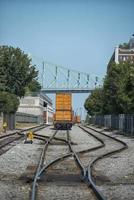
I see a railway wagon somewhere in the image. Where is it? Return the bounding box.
[72,115,81,124]
[76,115,81,123]
[54,93,72,129]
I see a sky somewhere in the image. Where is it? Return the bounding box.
[0,0,134,118]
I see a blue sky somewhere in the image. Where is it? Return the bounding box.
[0,0,134,117]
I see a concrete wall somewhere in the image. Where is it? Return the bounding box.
[16,112,40,123]
[18,97,42,116]
[17,95,53,124]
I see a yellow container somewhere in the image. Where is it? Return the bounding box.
[55,93,72,123]
[55,111,72,121]
[56,93,72,110]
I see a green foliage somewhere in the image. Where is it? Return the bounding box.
[104,61,134,114]
[0,91,19,113]
[0,45,39,114]
[84,88,104,116]
[119,43,129,49]
[26,79,41,93]
[84,61,134,115]
[0,45,38,97]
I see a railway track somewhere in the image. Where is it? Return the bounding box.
[0,124,47,156]
[31,124,128,200]
[67,129,105,200]
[78,125,128,199]
[79,125,127,165]
[0,133,24,156]
[31,129,59,200]
[31,128,106,200]
[33,132,69,144]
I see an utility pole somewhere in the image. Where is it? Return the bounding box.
[42,61,44,89]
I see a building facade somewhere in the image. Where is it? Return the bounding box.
[17,93,53,124]
[107,35,134,71]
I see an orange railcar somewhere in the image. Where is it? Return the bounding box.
[54,93,72,129]
[76,115,81,123]
[72,115,81,124]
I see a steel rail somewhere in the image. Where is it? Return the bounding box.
[0,124,47,155]
[66,130,86,177]
[35,136,105,177]
[33,135,47,142]
[0,131,20,139]
[0,135,24,149]
[85,125,128,147]
[31,126,107,200]
[36,137,105,177]
[67,129,106,200]
[31,130,58,200]
[33,133,68,144]
[0,124,46,139]
[36,153,72,177]
[79,125,128,200]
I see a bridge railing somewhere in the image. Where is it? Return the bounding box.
[86,114,134,136]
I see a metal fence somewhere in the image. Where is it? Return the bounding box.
[86,114,134,136]
[2,112,43,130]
[16,112,42,124]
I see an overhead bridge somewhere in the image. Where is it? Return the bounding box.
[31,57,102,93]
[41,88,93,93]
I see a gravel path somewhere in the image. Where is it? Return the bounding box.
[88,125,134,200]
[70,125,100,152]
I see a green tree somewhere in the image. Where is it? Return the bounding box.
[0,91,19,113]
[103,61,134,114]
[26,79,41,93]
[0,46,38,97]
[84,88,104,116]
[84,62,134,115]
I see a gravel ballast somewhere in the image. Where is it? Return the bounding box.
[89,125,134,200]
[0,138,43,200]
[70,125,100,152]
[0,125,133,199]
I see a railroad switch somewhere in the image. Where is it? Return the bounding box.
[24,131,34,144]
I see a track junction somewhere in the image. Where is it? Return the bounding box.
[0,124,133,200]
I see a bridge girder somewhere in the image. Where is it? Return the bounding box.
[31,57,102,93]
[41,88,93,94]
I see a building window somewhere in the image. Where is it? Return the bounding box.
[126,56,129,60]
[43,102,47,107]
[131,56,134,60]
[119,55,122,61]
[123,56,126,61]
